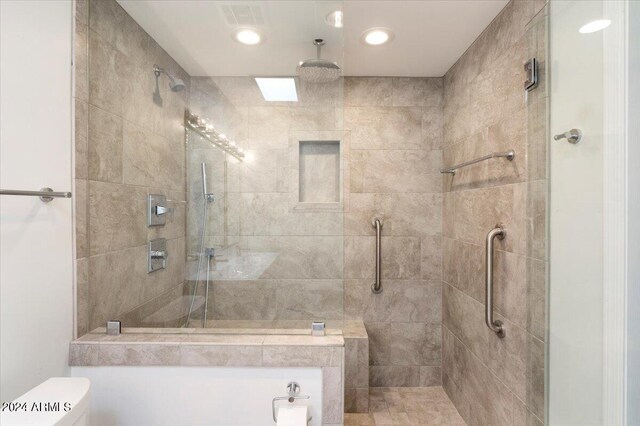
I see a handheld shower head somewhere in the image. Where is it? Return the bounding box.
[153,65,185,92]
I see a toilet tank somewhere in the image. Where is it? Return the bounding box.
[1,377,90,426]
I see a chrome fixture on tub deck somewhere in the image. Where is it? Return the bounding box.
[106,320,121,336]
[311,322,325,336]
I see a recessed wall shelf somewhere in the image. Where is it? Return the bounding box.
[298,141,340,203]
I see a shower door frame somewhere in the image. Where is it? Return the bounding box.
[548,0,637,424]
[600,1,629,424]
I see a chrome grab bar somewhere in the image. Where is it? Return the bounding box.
[485,224,506,338]
[371,218,383,294]
[440,150,515,175]
[0,187,72,203]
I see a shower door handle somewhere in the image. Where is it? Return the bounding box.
[554,128,582,144]
[485,224,506,338]
[371,218,383,294]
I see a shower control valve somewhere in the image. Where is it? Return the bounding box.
[148,194,171,227]
[153,205,172,215]
[148,238,167,273]
[150,250,167,259]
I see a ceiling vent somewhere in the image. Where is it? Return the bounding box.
[219,4,266,27]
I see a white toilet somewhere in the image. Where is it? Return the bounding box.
[1,377,90,426]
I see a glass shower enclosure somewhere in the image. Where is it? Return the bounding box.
[181,1,346,330]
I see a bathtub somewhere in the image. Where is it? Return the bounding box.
[71,320,369,424]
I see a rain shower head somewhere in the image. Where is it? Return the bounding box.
[153,64,185,92]
[296,39,341,83]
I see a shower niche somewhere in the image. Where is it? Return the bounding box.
[298,141,341,204]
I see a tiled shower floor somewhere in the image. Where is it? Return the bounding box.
[344,387,466,426]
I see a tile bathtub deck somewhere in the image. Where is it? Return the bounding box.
[344,387,466,426]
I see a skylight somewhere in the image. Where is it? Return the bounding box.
[255,78,298,102]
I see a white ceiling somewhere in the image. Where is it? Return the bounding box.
[118,0,508,77]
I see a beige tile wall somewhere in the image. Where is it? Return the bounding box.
[343,77,444,388]
[74,0,189,334]
[441,1,547,425]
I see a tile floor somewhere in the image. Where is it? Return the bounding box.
[344,387,466,426]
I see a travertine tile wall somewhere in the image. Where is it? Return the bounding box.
[74,0,190,334]
[441,1,547,425]
[343,77,444,388]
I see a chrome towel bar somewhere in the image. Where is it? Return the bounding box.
[440,150,515,175]
[371,218,383,294]
[0,187,72,203]
[485,224,506,338]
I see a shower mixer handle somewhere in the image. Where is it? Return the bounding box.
[150,250,167,259]
[153,205,172,215]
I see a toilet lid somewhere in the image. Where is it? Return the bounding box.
[0,377,90,425]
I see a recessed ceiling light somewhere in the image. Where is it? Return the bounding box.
[361,28,394,46]
[255,78,298,102]
[234,29,262,45]
[579,19,611,34]
[326,10,344,28]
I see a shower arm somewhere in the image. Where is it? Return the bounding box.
[153,64,171,79]
[314,38,325,59]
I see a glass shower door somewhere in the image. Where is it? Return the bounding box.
[548,0,630,424]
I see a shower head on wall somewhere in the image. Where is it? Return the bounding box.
[296,39,341,83]
[153,64,185,92]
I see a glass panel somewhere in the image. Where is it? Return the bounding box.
[178,1,345,329]
[548,0,607,423]
[81,0,344,332]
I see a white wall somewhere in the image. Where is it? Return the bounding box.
[0,0,74,401]
[71,366,322,425]
[627,2,640,423]
[548,1,604,424]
